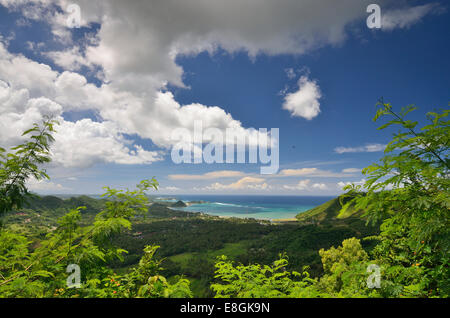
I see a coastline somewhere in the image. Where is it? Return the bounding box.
[169,204,300,223]
[151,195,335,223]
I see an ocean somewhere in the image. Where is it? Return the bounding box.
[154,195,334,220]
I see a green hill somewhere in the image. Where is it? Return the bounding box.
[296,196,363,223]
[171,200,187,208]
[24,195,106,214]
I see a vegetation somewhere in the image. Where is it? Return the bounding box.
[0,120,191,297]
[0,101,448,298]
[340,102,449,297]
[171,200,187,208]
[4,193,373,297]
[0,116,58,219]
[212,102,449,298]
[296,195,364,223]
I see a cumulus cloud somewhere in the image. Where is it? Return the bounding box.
[27,178,71,193]
[2,1,440,86]
[0,78,163,168]
[312,183,327,190]
[0,41,270,169]
[44,46,92,71]
[6,1,433,65]
[283,179,328,191]
[282,76,321,120]
[283,179,311,191]
[51,119,163,168]
[39,0,378,82]
[0,42,57,97]
[0,39,266,154]
[334,143,386,154]
[204,177,269,191]
[337,179,366,189]
[0,81,62,145]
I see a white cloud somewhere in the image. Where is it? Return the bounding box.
[312,183,327,190]
[0,0,439,172]
[283,179,328,191]
[44,46,92,71]
[27,178,70,193]
[50,0,380,84]
[382,3,442,31]
[342,168,362,173]
[1,0,393,92]
[169,167,357,183]
[334,143,386,154]
[0,81,63,145]
[282,76,321,120]
[337,179,366,189]
[2,1,440,86]
[0,43,58,97]
[204,177,269,191]
[0,78,163,168]
[51,119,163,168]
[0,40,265,153]
[283,179,311,191]
[280,168,318,176]
[284,179,311,191]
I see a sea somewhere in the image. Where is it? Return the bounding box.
[152,195,334,220]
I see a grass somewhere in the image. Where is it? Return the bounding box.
[296,196,363,222]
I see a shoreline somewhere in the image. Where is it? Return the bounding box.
[169,206,299,224]
[154,197,324,223]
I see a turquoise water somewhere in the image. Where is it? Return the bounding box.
[156,195,334,220]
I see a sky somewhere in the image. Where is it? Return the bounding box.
[0,0,449,196]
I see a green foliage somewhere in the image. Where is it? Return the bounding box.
[211,254,321,298]
[92,179,157,249]
[0,122,190,298]
[81,245,192,298]
[340,102,449,297]
[210,238,379,298]
[0,181,192,298]
[316,238,376,297]
[0,116,59,218]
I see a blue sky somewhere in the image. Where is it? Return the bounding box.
[0,0,448,195]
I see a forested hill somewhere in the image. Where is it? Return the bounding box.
[9,195,197,226]
[22,195,191,216]
[24,195,106,214]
